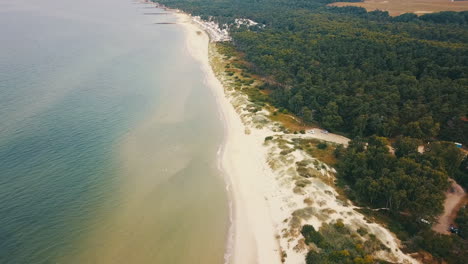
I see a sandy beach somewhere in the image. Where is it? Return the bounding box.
[173,8,419,264]
[175,12,282,264]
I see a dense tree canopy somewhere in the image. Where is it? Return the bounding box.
[456,207,468,239]
[337,137,452,218]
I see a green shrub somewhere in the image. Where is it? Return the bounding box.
[357,227,368,236]
[297,166,312,178]
[334,219,346,232]
[301,225,324,245]
[317,142,328,149]
[329,250,351,262]
[306,251,326,264]
[296,179,311,187]
[296,160,310,167]
[333,144,345,158]
[455,206,468,239]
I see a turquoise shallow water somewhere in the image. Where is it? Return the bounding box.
[0,0,227,263]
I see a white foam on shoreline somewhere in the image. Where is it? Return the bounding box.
[174,11,240,264]
[174,10,281,263]
[216,128,235,264]
[142,1,238,260]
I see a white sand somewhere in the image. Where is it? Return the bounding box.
[175,12,281,264]
[173,9,418,264]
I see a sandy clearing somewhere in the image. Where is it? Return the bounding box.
[432,179,467,234]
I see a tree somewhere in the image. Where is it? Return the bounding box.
[302,106,313,123]
[301,225,324,245]
[455,207,468,239]
[321,102,343,131]
[427,142,464,176]
[288,93,304,114]
[393,137,421,158]
[337,137,448,218]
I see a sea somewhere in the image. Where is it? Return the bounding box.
[0,0,228,263]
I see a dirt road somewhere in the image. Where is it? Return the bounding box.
[432,179,467,234]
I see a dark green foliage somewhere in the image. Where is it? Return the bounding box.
[333,144,345,158]
[338,138,468,262]
[419,11,468,25]
[456,206,468,239]
[426,141,466,177]
[393,136,421,158]
[393,13,418,23]
[317,142,328,150]
[305,251,326,264]
[357,227,368,236]
[413,231,468,263]
[338,136,452,218]
[454,156,468,189]
[301,222,388,264]
[301,225,324,245]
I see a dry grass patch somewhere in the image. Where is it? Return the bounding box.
[269,109,316,132]
[292,138,339,166]
[214,42,270,104]
[330,0,468,16]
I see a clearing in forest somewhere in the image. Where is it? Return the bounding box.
[329,0,468,16]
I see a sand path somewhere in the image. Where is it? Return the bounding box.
[433,179,467,234]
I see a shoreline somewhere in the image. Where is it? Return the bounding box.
[174,11,281,264]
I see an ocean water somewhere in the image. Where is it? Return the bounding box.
[0,0,227,263]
